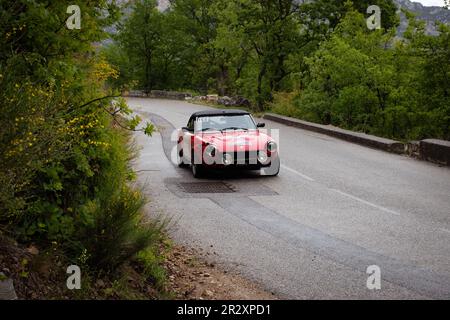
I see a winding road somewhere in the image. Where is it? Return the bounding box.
[129,97,450,300]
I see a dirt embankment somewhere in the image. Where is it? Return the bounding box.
[0,235,276,300]
[165,244,276,300]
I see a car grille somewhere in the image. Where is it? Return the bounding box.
[223,151,259,165]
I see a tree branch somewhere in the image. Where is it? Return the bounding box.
[76,94,122,110]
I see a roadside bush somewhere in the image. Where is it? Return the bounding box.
[0,66,162,272]
[77,123,165,272]
[0,71,70,229]
[80,185,166,272]
[269,92,302,119]
[136,246,168,291]
[0,0,162,286]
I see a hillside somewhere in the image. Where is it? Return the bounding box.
[395,0,450,34]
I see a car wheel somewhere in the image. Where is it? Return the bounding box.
[177,149,186,168]
[191,164,204,178]
[263,157,280,176]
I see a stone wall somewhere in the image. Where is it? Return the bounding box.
[264,113,450,166]
[123,90,192,100]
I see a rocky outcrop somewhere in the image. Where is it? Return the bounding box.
[0,273,17,300]
[395,0,450,35]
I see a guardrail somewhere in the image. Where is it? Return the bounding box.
[123,90,192,100]
[419,139,450,166]
[264,113,450,166]
[263,113,405,154]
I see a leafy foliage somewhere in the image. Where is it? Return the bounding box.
[0,0,159,275]
[275,9,450,140]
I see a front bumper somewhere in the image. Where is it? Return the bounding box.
[206,151,276,168]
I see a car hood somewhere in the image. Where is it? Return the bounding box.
[197,130,273,152]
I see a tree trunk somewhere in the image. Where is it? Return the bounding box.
[257,63,267,111]
[217,64,228,96]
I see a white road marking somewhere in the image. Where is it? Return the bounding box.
[279,164,402,217]
[331,189,401,216]
[281,165,315,182]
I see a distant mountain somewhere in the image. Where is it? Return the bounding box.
[395,0,450,35]
[158,0,170,11]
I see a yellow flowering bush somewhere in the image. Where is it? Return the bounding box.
[0,0,159,276]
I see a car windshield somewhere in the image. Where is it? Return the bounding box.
[194,115,256,132]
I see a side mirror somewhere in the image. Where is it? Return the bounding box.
[257,123,266,128]
[182,126,190,131]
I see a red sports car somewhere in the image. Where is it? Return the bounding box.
[177,109,280,178]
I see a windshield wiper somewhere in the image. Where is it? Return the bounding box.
[199,127,215,132]
[221,127,249,132]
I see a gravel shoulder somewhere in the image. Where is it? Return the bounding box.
[164,243,276,300]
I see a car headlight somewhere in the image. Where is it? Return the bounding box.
[223,153,233,166]
[205,144,216,157]
[267,141,277,152]
[258,150,268,163]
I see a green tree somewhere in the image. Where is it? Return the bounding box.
[115,0,165,92]
[295,9,418,139]
[285,7,449,141]
[211,0,301,109]
[168,0,220,93]
[404,14,450,139]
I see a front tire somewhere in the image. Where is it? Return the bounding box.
[262,157,280,176]
[191,164,204,178]
[177,149,187,168]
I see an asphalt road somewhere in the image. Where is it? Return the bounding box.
[128,97,450,299]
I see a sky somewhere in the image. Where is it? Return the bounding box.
[415,0,447,6]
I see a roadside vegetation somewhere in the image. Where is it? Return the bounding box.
[0,0,166,299]
[270,10,450,141]
[105,0,449,141]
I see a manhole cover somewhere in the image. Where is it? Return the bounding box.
[178,182,236,194]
